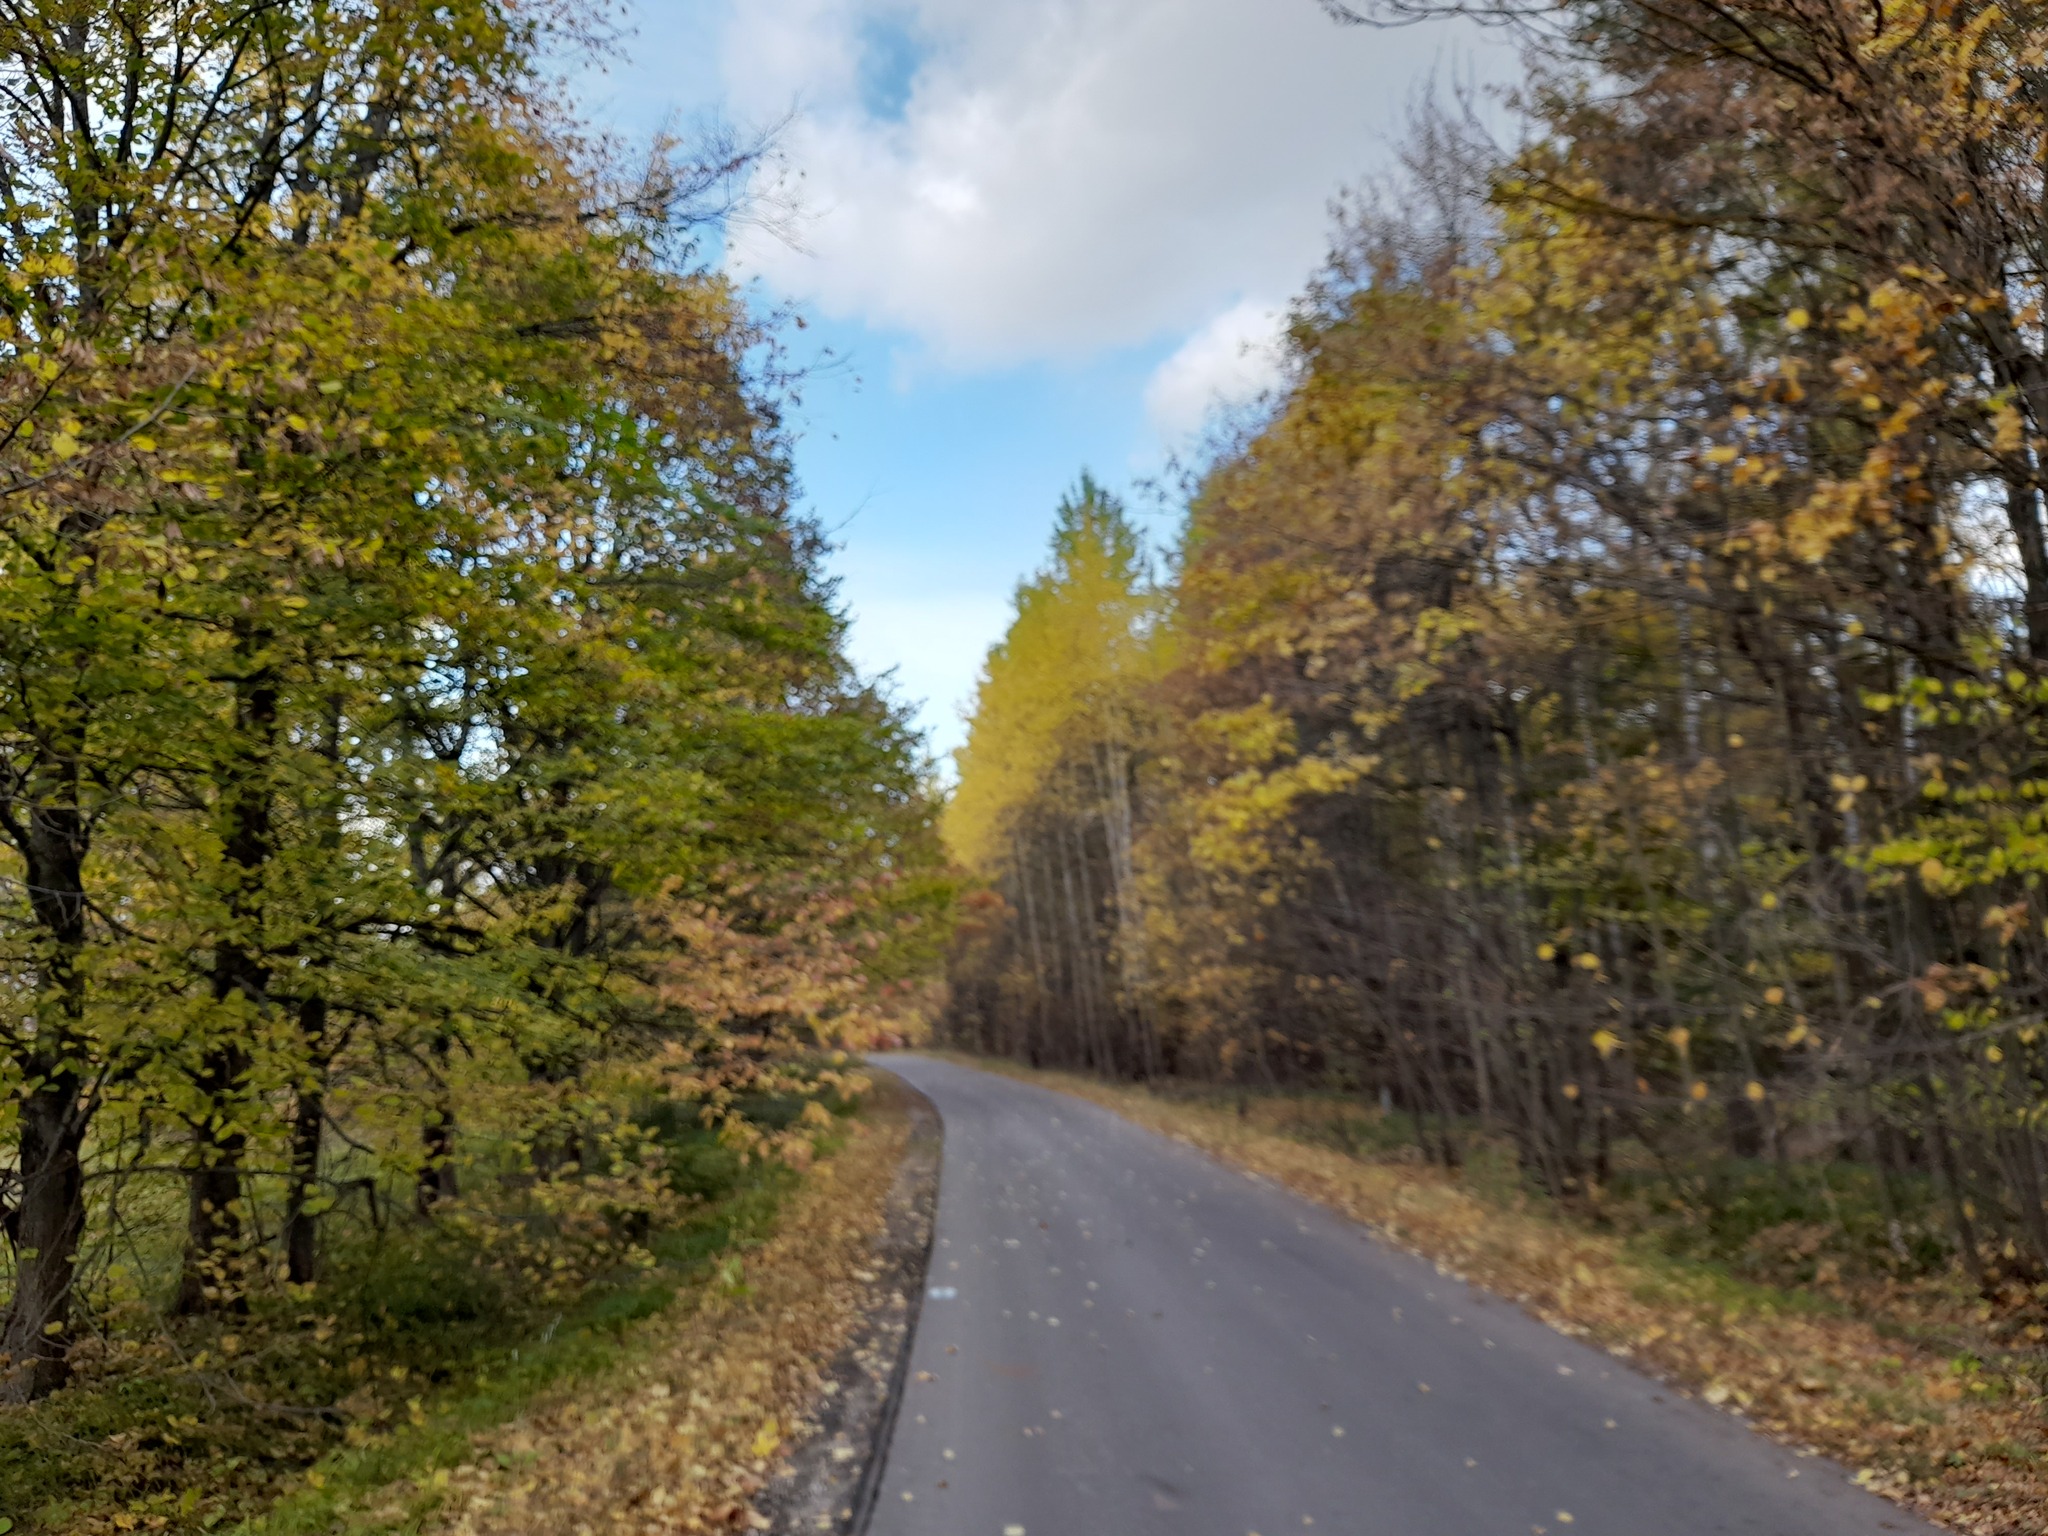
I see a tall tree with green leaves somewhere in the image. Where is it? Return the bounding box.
[0,0,951,1403]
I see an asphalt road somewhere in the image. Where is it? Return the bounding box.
[865,1054,1939,1536]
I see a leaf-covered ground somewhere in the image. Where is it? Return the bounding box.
[373,1077,916,1536]
[937,1055,2048,1536]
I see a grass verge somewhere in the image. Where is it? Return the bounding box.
[2,1073,893,1536]
[366,1074,912,1536]
[227,1163,803,1536]
[928,1052,2048,1536]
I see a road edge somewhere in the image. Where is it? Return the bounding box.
[759,1069,940,1535]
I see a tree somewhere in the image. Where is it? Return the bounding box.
[945,475,1166,1074]
[944,53,2048,1301]
[0,1,950,1402]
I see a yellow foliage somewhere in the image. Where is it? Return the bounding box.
[946,476,1166,875]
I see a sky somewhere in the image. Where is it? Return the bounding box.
[567,0,1516,765]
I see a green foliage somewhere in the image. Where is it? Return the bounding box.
[0,1082,831,1535]
[0,17,949,1536]
[1614,1160,1955,1289]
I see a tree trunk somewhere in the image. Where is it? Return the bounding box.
[282,995,330,1286]
[1097,739,1159,1080]
[180,653,275,1313]
[178,1163,248,1311]
[416,1110,460,1215]
[1064,813,1112,1074]
[0,1072,89,1403]
[1013,835,1053,1066]
[416,1031,459,1217]
[2009,479,2048,663]
[1,748,98,1400]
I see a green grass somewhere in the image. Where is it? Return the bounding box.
[238,1162,799,1536]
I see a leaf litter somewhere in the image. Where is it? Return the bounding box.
[405,1081,915,1536]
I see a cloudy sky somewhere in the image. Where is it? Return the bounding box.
[570,0,1513,763]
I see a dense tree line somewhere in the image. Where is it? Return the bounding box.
[944,0,2048,1303]
[0,1,944,1407]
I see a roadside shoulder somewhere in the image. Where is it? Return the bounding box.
[757,1071,939,1534]
[363,1076,936,1536]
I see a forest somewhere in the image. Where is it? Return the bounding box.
[20,0,2048,1527]
[0,2,947,1528]
[943,0,2048,1322]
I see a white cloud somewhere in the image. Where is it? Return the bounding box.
[718,0,1513,365]
[1144,298,1289,446]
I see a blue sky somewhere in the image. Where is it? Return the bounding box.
[567,0,1513,765]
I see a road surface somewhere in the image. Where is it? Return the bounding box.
[867,1054,1938,1536]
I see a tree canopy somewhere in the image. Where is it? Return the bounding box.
[0,0,947,1417]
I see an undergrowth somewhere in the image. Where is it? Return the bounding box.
[0,1069,866,1536]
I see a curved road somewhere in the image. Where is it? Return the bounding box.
[867,1054,1937,1536]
